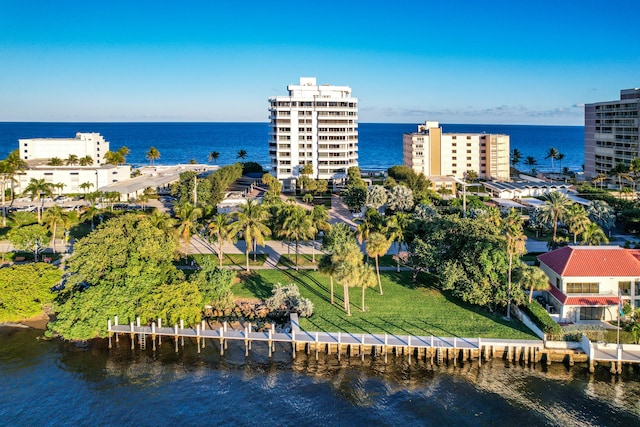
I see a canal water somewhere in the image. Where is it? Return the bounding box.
[1,327,639,426]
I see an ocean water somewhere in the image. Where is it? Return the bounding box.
[0,122,584,173]
[1,327,639,426]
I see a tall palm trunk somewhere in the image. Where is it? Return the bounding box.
[343,282,351,316]
[295,238,299,270]
[218,234,224,267]
[52,221,57,252]
[330,275,334,305]
[375,255,382,295]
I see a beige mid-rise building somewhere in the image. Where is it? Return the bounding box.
[403,121,509,181]
[268,77,358,188]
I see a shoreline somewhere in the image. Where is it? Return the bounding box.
[0,312,49,331]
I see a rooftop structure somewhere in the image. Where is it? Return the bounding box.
[584,88,640,177]
[403,121,509,181]
[268,77,358,189]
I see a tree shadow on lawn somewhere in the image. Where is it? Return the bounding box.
[403,318,457,339]
[236,272,273,299]
[280,269,337,306]
[382,270,439,290]
[438,289,536,337]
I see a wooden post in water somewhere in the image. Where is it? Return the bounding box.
[158,318,162,345]
[337,332,341,361]
[180,320,185,348]
[361,334,365,362]
[220,326,224,356]
[292,328,296,359]
[271,324,276,353]
[315,332,319,361]
[384,333,388,364]
[196,324,201,354]
[114,316,119,344]
[130,321,135,350]
[453,337,457,367]
[174,324,179,353]
[407,336,412,365]
[248,323,252,350]
[108,319,112,349]
[478,337,482,367]
[268,328,273,358]
[245,325,249,357]
[152,322,156,352]
[224,321,229,350]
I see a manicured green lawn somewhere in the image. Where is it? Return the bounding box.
[190,253,268,267]
[233,269,536,339]
[277,253,320,267]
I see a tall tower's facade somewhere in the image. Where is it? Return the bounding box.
[269,77,358,188]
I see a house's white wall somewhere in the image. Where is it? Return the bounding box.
[16,165,131,194]
[19,133,109,165]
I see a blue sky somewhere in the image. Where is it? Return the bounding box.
[0,0,638,125]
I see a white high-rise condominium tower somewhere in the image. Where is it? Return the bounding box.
[268,77,358,188]
[584,88,640,177]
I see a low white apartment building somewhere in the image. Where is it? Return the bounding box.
[403,121,510,181]
[268,77,358,189]
[538,246,640,322]
[19,132,108,164]
[15,165,131,194]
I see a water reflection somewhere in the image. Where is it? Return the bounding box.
[2,328,640,426]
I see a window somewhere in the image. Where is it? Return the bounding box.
[566,282,599,294]
[619,281,632,296]
[580,307,604,320]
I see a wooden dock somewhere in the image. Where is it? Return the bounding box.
[107,315,548,366]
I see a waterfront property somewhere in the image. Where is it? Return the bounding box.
[402,120,510,182]
[538,246,640,322]
[584,87,640,178]
[268,77,359,189]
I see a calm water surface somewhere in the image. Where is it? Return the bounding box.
[1,327,638,426]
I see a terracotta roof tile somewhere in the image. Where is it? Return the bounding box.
[547,284,619,306]
[537,246,640,277]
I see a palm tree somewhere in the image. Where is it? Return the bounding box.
[281,206,314,269]
[79,181,94,195]
[523,156,537,174]
[630,157,640,191]
[0,160,16,227]
[366,232,391,295]
[515,264,549,303]
[208,151,220,164]
[565,204,590,244]
[23,178,53,224]
[556,152,565,172]
[174,203,203,254]
[147,210,176,233]
[503,208,527,320]
[5,150,27,201]
[104,150,125,166]
[609,163,632,196]
[538,191,572,244]
[357,264,377,312]
[79,155,94,166]
[146,146,160,166]
[332,239,363,316]
[53,182,66,196]
[545,147,559,173]
[43,205,67,252]
[591,173,608,189]
[318,254,336,305]
[511,149,522,169]
[47,157,64,166]
[66,154,79,166]
[81,205,100,230]
[310,205,330,263]
[237,149,247,160]
[230,199,271,271]
[208,213,233,267]
[580,223,609,246]
[383,212,411,272]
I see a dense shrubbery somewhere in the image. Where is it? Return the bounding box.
[519,299,562,340]
[0,263,62,323]
[265,283,314,318]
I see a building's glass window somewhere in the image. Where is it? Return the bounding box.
[619,281,632,296]
[566,282,599,294]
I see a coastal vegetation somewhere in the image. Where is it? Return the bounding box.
[0,263,62,323]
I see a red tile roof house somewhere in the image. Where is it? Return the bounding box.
[537,246,640,323]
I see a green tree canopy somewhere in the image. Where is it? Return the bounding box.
[0,263,62,323]
[49,213,183,339]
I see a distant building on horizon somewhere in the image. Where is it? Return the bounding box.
[584,88,640,177]
[268,77,358,190]
[19,132,108,165]
[402,121,510,186]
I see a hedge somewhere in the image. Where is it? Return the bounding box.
[520,299,563,340]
